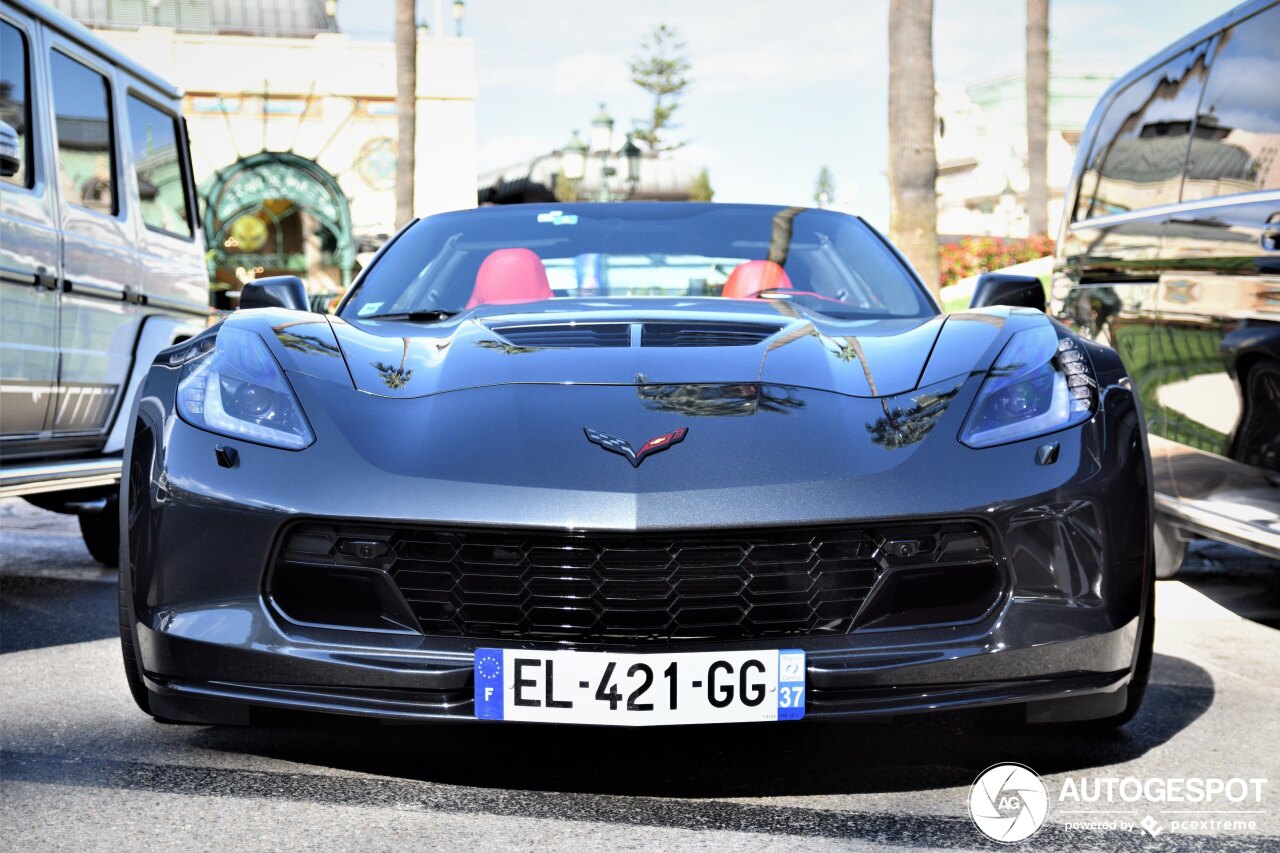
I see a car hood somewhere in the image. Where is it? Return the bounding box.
[246,299,1030,400]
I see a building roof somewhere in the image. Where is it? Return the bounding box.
[1100,135,1257,183]
[49,0,338,39]
[9,0,182,96]
[478,150,700,205]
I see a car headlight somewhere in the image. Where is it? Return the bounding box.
[959,325,1096,448]
[176,326,315,450]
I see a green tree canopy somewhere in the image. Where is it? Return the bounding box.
[629,24,691,152]
[814,166,836,208]
[689,168,714,201]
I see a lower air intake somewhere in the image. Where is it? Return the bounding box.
[271,521,1000,643]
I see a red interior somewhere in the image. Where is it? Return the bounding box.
[721,260,793,299]
[467,248,554,309]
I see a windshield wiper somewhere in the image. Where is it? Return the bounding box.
[360,310,458,322]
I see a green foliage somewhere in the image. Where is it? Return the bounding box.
[866,386,960,450]
[554,173,579,203]
[688,168,714,201]
[814,166,835,207]
[938,235,1055,288]
[629,24,691,152]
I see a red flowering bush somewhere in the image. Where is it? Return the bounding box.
[939,235,1055,288]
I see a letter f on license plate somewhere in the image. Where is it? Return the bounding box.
[474,648,805,726]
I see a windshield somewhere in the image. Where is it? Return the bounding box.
[340,203,934,321]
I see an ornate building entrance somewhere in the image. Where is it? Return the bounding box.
[201,152,354,307]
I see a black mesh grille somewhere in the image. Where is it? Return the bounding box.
[486,321,781,349]
[640,322,782,347]
[273,521,997,643]
[490,323,630,348]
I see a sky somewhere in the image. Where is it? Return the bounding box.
[339,0,1240,229]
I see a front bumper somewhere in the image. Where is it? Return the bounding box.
[125,370,1152,725]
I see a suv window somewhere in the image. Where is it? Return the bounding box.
[0,20,32,188]
[1182,3,1280,200]
[1074,44,1210,220]
[50,50,116,215]
[126,94,192,238]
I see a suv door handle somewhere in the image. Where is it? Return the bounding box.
[33,266,57,290]
[1263,214,1280,252]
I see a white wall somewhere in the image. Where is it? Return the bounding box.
[92,27,477,233]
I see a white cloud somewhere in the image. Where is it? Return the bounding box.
[696,49,790,95]
[476,134,562,171]
[552,52,632,96]
[671,141,725,170]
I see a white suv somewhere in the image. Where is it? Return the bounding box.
[0,0,208,563]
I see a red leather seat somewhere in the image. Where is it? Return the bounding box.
[466,248,553,309]
[721,260,793,299]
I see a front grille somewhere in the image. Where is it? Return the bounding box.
[272,521,997,643]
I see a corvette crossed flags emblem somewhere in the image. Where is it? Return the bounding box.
[584,426,688,467]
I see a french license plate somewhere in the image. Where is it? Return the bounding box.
[474,648,805,725]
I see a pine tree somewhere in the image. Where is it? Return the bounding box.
[688,168,714,201]
[629,25,691,152]
[814,166,836,208]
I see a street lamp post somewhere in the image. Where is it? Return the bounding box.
[622,133,642,198]
[559,105,642,202]
[591,104,615,202]
[559,130,588,201]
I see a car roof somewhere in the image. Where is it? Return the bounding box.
[1095,0,1276,109]
[6,0,182,99]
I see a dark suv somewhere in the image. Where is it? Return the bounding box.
[1053,0,1280,575]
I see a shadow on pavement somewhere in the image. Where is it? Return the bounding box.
[186,652,1214,799]
[0,575,117,653]
[1177,541,1280,629]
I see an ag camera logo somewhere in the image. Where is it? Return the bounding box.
[969,763,1049,843]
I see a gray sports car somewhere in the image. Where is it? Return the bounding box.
[120,203,1154,729]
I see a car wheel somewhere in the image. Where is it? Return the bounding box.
[78,497,120,567]
[1153,518,1186,580]
[1234,360,1280,471]
[119,453,152,716]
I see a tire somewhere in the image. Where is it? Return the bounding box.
[1233,360,1280,471]
[79,498,120,567]
[120,452,152,716]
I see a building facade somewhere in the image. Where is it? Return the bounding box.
[478,105,702,205]
[51,0,477,301]
[935,67,1116,239]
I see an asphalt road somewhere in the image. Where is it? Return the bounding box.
[2,497,1279,851]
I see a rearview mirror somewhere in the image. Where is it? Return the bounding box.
[238,276,309,312]
[0,120,19,178]
[969,273,1046,312]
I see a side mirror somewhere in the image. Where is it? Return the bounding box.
[0,120,20,178]
[238,276,309,312]
[969,273,1046,312]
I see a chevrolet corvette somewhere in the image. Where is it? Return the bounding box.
[120,203,1154,728]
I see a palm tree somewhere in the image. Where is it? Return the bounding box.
[474,339,538,356]
[866,386,960,450]
[394,0,417,229]
[1026,0,1050,236]
[888,0,940,295]
[271,320,341,358]
[635,381,804,417]
[373,337,413,390]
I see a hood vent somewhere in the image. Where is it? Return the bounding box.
[641,321,782,347]
[488,320,782,349]
[490,323,631,348]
